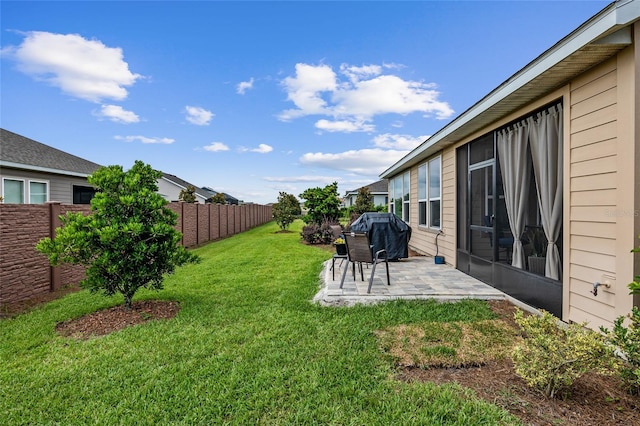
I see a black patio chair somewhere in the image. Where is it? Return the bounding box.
[339,232,390,293]
[329,225,347,280]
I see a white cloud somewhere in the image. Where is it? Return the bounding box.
[299,148,409,176]
[278,62,454,131]
[4,31,141,102]
[372,133,429,150]
[263,175,338,183]
[96,104,140,123]
[114,135,174,144]
[236,78,254,94]
[252,143,273,154]
[203,142,230,152]
[315,119,375,133]
[239,143,273,154]
[185,106,214,125]
[339,63,382,83]
[278,63,337,121]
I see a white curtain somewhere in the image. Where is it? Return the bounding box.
[527,104,563,280]
[497,123,530,269]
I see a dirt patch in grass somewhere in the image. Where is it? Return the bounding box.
[55,300,180,339]
[392,300,639,425]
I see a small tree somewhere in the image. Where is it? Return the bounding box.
[353,187,375,215]
[179,185,197,203]
[299,182,341,224]
[207,192,227,205]
[36,161,200,309]
[272,192,301,231]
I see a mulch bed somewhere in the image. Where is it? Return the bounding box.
[397,300,639,425]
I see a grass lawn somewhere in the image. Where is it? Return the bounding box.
[0,221,520,425]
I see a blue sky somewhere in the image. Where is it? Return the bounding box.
[1,1,611,204]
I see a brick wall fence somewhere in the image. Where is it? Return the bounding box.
[0,202,272,309]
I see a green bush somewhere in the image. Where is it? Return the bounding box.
[300,219,337,245]
[299,182,341,224]
[601,306,640,395]
[511,309,615,398]
[36,161,200,309]
[272,192,301,231]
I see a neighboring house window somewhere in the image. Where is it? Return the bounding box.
[3,178,24,203]
[73,185,96,204]
[2,178,49,204]
[390,171,410,222]
[417,156,442,229]
[29,181,48,204]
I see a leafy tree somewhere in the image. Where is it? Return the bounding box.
[207,192,227,204]
[299,182,341,224]
[36,161,200,309]
[179,185,197,203]
[353,187,375,215]
[272,192,301,231]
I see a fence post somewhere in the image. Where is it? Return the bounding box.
[48,202,62,292]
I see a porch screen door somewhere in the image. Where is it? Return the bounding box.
[469,161,495,262]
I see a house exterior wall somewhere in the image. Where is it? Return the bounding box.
[391,38,637,328]
[565,42,637,328]
[0,167,92,204]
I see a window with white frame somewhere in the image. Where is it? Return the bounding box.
[390,171,410,222]
[389,177,396,215]
[417,156,442,229]
[428,156,441,228]
[29,181,48,204]
[402,172,410,222]
[418,164,427,225]
[2,178,49,204]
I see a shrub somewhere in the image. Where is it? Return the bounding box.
[353,187,374,215]
[300,219,338,245]
[207,192,227,204]
[179,185,197,203]
[601,306,640,395]
[36,161,200,309]
[272,192,301,231]
[299,182,341,225]
[511,309,615,398]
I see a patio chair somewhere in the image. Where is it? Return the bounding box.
[329,224,347,280]
[340,232,390,293]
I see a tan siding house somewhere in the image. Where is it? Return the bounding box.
[381,0,639,329]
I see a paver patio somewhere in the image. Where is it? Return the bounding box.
[314,255,508,306]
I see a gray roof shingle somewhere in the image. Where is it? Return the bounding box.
[0,128,102,175]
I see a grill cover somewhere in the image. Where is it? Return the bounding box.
[349,213,411,260]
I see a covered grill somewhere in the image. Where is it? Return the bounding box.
[349,213,411,260]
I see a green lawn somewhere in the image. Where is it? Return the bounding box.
[0,221,520,425]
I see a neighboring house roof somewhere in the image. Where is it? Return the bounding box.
[344,179,388,197]
[0,128,102,177]
[381,0,639,178]
[201,186,240,204]
[160,172,210,201]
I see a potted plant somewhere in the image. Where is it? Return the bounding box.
[333,236,347,255]
[525,226,547,275]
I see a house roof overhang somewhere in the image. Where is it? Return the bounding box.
[380,0,639,179]
[0,160,93,178]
